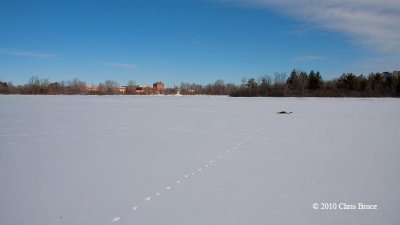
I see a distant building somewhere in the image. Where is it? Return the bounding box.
[119,86,127,94]
[383,71,391,76]
[135,86,153,94]
[88,86,98,92]
[393,71,400,77]
[143,87,154,95]
[135,86,144,94]
[153,81,165,93]
[87,81,165,95]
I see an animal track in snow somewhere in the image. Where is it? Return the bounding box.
[111,127,265,224]
[111,217,120,222]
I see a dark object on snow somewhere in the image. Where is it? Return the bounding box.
[277,111,292,114]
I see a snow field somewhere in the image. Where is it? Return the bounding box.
[0,96,399,225]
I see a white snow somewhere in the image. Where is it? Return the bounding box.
[0,95,399,225]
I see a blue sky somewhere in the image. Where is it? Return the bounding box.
[1,0,399,86]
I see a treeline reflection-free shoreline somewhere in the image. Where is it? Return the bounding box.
[1,70,400,97]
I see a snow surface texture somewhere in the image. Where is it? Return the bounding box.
[0,96,399,225]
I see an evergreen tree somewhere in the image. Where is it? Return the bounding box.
[308,70,323,90]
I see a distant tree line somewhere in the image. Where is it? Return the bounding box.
[0,76,88,95]
[1,70,400,97]
[0,76,179,95]
[228,70,400,97]
[179,70,400,97]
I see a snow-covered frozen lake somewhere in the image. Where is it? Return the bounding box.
[0,95,399,225]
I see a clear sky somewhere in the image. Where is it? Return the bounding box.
[1,0,399,87]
